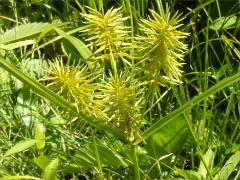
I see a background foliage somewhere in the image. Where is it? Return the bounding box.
[0,0,240,179]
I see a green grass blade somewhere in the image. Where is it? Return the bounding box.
[0,40,34,50]
[54,27,92,60]
[182,0,215,19]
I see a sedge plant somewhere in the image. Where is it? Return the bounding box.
[1,1,240,179]
[136,7,189,112]
[39,4,188,179]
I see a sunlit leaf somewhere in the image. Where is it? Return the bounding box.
[43,158,59,180]
[4,139,36,157]
[35,125,45,150]
[34,155,50,170]
[0,176,41,180]
[145,114,189,157]
[214,151,240,180]
[0,40,34,50]
[198,148,215,179]
[0,22,50,44]
[210,16,237,31]
[176,169,203,180]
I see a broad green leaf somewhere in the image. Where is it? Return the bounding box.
[97,144,128,167]
[0,176,41,180]
[4,139,36,157]
[36,25,92,60]
[221,35,240,59]
[0,56,126,142]
[73,143,128,169]
[214,151,240,180]
[43,158,59,180]
[198,148,215,179]
[145,114,189,157]
[61,38,82,61]
[54,28,96,70]
[31,0,44,4]
[209,16,237,31]
[35,125,45,150]
[36,25,97,70]
[34,155,50,170]
[140,72,240,143]
[176,169,204,180]
[26,26,84,57]
[61,164,85,174]
[175,149,214,180]
[56,28,92,60]
[0,22,50,44]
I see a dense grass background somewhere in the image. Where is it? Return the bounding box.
[0,0,240,179]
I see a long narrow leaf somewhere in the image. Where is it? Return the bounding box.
[35,25,95,69]
[25,27,84,57]
[0,56,127,142]
[140,72,240,143]
[4,139,36,157]
[0,56,75,112]
[0,22,50,44]
[0,40,34,50]
[54,28,92,60]
[0,176,41,180]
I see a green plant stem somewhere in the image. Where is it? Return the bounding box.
[201,9,210,138]
[221,91,235,139]
[132,145,141,180]
[92,128,104,180]
[184,108,214,180]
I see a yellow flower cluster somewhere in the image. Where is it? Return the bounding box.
[42,6,188,141]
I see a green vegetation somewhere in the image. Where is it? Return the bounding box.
[0,0,240,179]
